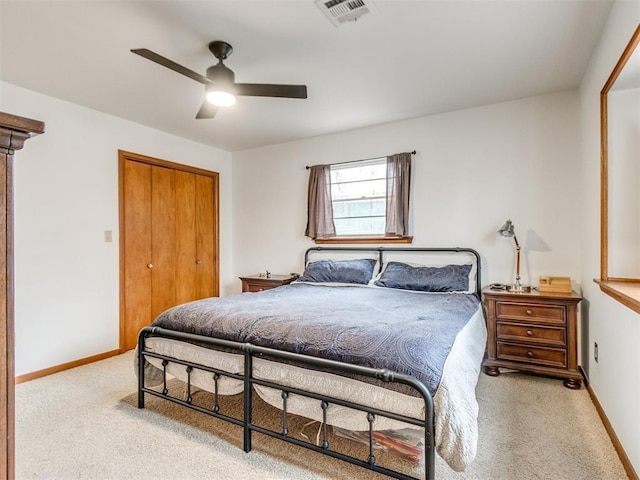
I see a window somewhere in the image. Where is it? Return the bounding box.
[330,159,386,236]
[305,152,412,244]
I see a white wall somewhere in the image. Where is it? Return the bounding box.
[232,90,582,295]
[579,1,640,473]
[0,82,233,376]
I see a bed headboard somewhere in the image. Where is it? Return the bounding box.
[304,246,482,296]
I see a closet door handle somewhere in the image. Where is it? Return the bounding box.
[147,263,153,269]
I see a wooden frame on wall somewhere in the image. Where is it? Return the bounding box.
[0,112,44,480]
[596,24,640,314]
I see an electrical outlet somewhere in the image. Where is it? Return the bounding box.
[594,342,598,363]
[104,230,113,243]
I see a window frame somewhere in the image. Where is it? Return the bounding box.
[314,158,413,244]
[595,24,640,314]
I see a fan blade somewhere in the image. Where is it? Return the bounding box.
[196,101,218,119]
[235,83,307,99]
[131,48,212,85]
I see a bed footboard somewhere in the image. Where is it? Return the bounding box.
[137,326,435,480]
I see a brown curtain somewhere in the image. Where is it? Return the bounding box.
[305,165,336,239]
[385,152,412,237]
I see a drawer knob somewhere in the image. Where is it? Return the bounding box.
[196,259,202,265]
[526,330,533,336]
[147,263,153,269]
[527,351,534,358]
[526,309,533,315]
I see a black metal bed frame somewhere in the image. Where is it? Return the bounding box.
[137,246,482,480]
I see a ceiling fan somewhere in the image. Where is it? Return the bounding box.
[131,41,308,119]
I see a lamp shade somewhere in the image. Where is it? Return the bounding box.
[498,219,515,238]
[206,82,236,107]
[206,89,236,107]
[496,218,529,292]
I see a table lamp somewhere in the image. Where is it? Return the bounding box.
[498,219,530,292]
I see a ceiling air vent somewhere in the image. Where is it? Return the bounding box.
[315,0,377,27]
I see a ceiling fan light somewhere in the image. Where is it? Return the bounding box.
[206,90,236,107]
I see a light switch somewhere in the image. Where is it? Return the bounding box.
[104,230,113,243]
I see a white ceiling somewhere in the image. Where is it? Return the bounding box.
[0,0,614,152]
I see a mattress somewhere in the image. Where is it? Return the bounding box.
[141,295,486,472]
[149,283,480,396]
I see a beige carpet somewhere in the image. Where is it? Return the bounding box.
[15,351,628,479]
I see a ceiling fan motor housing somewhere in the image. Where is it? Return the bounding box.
[207,41,236,85]
[208,40,233,60]
[206,63,235,84]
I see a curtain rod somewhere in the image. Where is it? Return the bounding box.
[305,150,416,170]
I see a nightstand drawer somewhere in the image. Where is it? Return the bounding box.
[239,274,297,293]
[246,284,268,293]
[496,302,565,325]
[497,322,566,347]
[497,342,567,369]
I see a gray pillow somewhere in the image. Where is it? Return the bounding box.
[298,258,377,285]
[374,262,472,292]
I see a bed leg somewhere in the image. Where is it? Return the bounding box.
[243,351,253,453]
[425,421,435,480]
[419,384,436,480]
[138,381,145,409]
[137,344,145,409]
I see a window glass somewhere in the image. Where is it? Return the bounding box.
[330,159,386,236]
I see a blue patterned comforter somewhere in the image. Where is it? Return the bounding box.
[151,283,481,396]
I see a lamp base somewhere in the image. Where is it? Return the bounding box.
[508,284,531,293]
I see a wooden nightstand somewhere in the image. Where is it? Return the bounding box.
[239,274,297,293]
[482,287,583,389]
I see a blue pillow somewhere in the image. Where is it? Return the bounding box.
[374,262,472,292]
[298,258,377,285]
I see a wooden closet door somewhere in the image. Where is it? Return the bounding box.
[150,166,177,319]
[175,171,197,304]
[175,172,215,302]
[195,174,215,299]
[122,162,178,349]
[120,150,220,351]
[122,160,152,351]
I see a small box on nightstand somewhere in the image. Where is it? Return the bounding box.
[538,276,572,294]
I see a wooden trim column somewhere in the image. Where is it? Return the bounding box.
[0,112,44,480]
